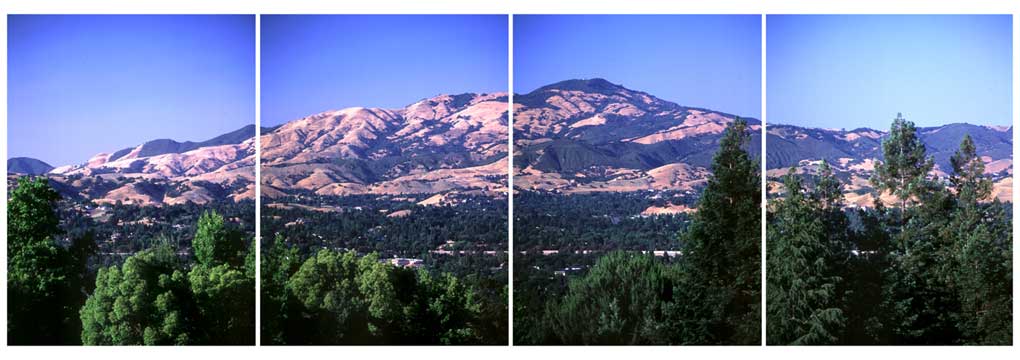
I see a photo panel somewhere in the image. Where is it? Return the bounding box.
[765,14,1013,345]
[7,15,257,345]
[512,14,763,345]
[258,14,510,345]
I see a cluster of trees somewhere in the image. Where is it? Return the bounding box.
[767,114,1012,345]
[514,118,761,345]
[8,177,255,345]
[260,235,507,345]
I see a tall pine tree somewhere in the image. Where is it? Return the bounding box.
[946,135,1012,344]
[676,117,761,344]
[767,167,845,344]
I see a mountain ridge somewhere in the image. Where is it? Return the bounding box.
[514,78,760,198]
[260,92,510,201]
[9,125,257,206]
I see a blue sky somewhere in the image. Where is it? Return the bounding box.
[261,15,508,127]
[8,15,255,167]
[768,15,1012,129]
[514,15,762,119]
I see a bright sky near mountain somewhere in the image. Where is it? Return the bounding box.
[768,15,1012,129]
[8,15,255,166]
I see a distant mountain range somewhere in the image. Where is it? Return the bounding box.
[260,92,509,206]
[7,125,258,206]
[514,78,760,198]
[766,122,1012,207]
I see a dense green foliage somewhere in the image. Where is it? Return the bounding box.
[8,177,96,344]
[260,241,506,345]
[515,118,761,345]
[767,115,1012,345]
[260,194,507,345]
[766,164,845,345]
[7,176,254,345]
[79,210,255,345]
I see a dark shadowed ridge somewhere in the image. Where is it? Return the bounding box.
[7,157,54,175]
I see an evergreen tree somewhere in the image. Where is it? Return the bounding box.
[767,169,845,344]
[676,117,761,344]
[946,135,1011,344]
[949,134,992,205]
[873,114,958,344]
[872,113,934,212]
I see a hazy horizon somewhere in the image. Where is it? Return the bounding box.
[768,15,1012,129]
[8,15,256,167]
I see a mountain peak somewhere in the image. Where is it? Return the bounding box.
[535,78,627,95]
[8,157,54,175]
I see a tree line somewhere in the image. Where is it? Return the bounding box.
[767,113,1012,345]
[514,118,761,345]
[8,177,255,345]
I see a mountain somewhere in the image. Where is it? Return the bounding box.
[7,157,54,175]
[11,125,257,206]
[766,122,1012,206]
[261,92,509,200]
[514,78,760,195]
[94,124,258,165]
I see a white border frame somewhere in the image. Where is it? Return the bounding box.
[0,1,1017,359]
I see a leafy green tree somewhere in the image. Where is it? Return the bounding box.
[767,170,845,345]
[193,211,244,266]
[260,234,302,345]
[676,117,761,344]
[80,245,194,345]
[404,269,485,344]
[188,211,255,344]
[8,176,89,344]
[547,252,679,345]
[286,249,372,344]
[189,263,255,344]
